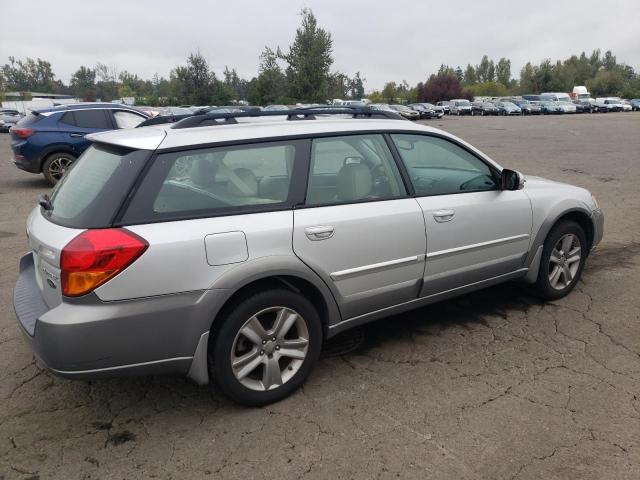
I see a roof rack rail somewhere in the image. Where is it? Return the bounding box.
[136,113,194,128]
[136,106,405,130]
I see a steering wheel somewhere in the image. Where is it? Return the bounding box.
[459,174,494,191]
[371,163,392,196]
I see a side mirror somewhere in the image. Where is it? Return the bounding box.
[501,169,525,190]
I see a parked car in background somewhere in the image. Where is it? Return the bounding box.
[513,99,540,115]
[158,106,196,116]
[136,106,163,117]
[621,100,632,112]
[408,104,439,119]
[13,107,603,406]
[539,101,562,114]
[630,99,640,111]
[369,103,397,113]
[449,99,472,115]
[10,103,149,184]
[556,102,577,114]
[573,99,594,113]
[522,94,542,102]
[389,105,420,120]
[264,105,290,111]
[595,98,623,112]
[495,101,522,116]
[422,103,445,117]
[0,109,23,132]
[436,101,451,115]
[472,102,499,116]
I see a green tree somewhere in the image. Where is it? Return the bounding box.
[280,8,333,102]
[464,81,508,98]
[70,66,96,101]
[463,64,476,86]
[250,46,288,105]
[171,51,215,105]
[476,55,491,83]
[382,81,397,103]
[496,58,511,88]
[349,72,365,99]
[1,56,57,92]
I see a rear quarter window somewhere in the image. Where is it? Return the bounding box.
[46,144,149,228]
[16,113,43,127]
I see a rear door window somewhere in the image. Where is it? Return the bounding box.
[63,110,111,129]
[306,134,406,205]
[121,139,308,224]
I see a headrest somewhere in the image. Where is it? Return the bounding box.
[336,162,372,201]
[189,158,218,188]
[228,168,258,197]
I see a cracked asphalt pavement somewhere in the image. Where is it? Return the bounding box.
[1,113,639,479]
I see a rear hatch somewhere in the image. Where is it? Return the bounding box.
[26,143,150,308]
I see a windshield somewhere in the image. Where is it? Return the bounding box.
[455,100,471,106]
[46,144,149,228]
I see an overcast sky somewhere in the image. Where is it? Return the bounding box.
[1,0,639,91]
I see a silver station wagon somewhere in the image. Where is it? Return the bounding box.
[14,107,604,405]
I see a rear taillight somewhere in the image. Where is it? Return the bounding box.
[10,127,34,139]
[61,229,148,297]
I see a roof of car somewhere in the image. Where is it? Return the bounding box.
[87,118,440,151]
[34,103,145,115]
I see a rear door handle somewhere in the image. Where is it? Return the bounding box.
[305,225,335,241]
[69,133,84,138]
[433,209,455,223]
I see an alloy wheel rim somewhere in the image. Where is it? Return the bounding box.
[230,306,309,391]
[48,157,73,180]
[548,233,581,290]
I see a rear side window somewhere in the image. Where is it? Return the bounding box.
[59,110,111,129]
[306,134,405,205]
[121,140,307,224]
[46,144,149,228]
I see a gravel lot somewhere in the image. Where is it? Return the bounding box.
[1,113,639,480]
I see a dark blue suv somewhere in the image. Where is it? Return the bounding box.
[10,103,148,184]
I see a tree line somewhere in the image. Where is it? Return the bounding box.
[1,8,638,106]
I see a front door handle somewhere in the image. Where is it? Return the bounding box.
[305,225,335,241]
[69,133,84,138]
[433,209,455,223]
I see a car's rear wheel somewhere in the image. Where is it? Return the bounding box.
[210,289,322,406]
[535,220,587,300]
[42,152,75,185]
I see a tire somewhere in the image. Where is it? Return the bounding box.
[42,152,76,185]
[535,220,587,300]
[210,289,323,406]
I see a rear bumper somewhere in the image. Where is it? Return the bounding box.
[13,253,232,382]
[11,143,41,173]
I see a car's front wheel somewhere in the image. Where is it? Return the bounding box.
[535,220,587,300]
[42,152,76,185]
[210,289,322,406]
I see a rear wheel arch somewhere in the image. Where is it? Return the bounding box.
[209,274,333,345]
[37,145,77,171]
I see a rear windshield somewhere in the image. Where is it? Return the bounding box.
[45,144,149,228]
[16,113,43,127]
